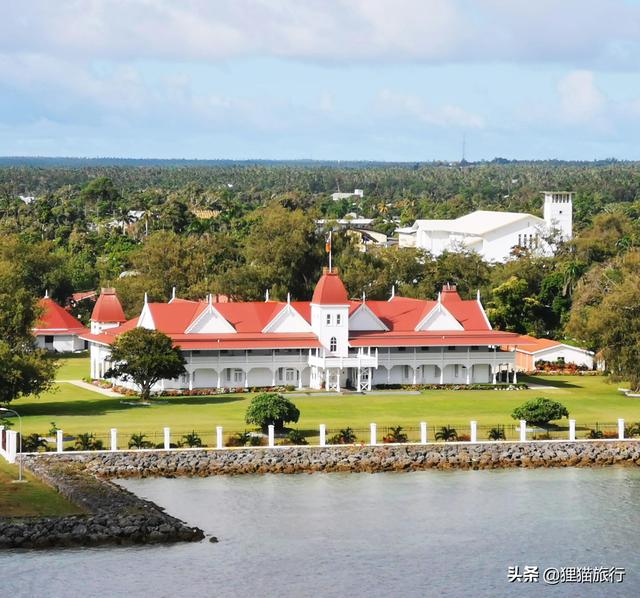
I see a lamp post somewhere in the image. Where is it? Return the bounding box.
[0,407,25,483]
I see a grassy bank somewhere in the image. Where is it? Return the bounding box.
[0,460,82,518]
[3,357,639,444]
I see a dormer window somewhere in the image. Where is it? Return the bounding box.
[326,314,332,325]
[330,337,337,352]
[336,314,341,325]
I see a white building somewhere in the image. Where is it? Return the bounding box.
[33,294,88,352]
[331,189,364,202]
[504,335,595,371]
[83,271,531,393]
[396,191,573,262]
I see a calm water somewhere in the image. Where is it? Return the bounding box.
[2,468,640,597]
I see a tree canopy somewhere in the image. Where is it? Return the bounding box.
[104,328,186,401]
[245,393,301,432]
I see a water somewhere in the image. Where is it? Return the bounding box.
[2,468,640,597]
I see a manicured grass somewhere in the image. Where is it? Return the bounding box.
[54,353,90,380]
[0,460,82,518]
[5,357,639,444]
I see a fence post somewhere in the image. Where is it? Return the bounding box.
[56,429,64,453]
[163,427,171,450]
[370,423,377,446]
[216,426,223,449]
[420,421,428,444]
[268,425,275,447]
[569,420,576,441]
[618,418,625,440]
[7,430,17,463]
[110,428,117,451]
[470,421,477,443]
[519,420,527,442]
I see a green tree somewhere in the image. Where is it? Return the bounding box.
[511,398,569,425]
[104,328,186,402]
[567,250,640,389]
[245,392,300,432]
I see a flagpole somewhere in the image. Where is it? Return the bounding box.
[328,230,332,271]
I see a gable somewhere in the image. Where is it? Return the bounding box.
[186,305,236,334]
[137,303,156,330]
[262,304,312,333]
[349,304,388,331]
[415,303,464,331]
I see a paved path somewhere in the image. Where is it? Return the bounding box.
[60,380,122,398]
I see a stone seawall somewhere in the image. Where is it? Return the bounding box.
[0,460,204,549]
[24,440,640,478]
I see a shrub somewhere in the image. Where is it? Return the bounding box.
[511,397,569,425]
[435,426,458,442]
[245,392,300,432]
[226,432,251,447]
[487,426,506,441]
[180,431,204,448]
[128,433,153,449]
[74,433,103,451]
[20,433,48,453]
[329,427,357,444]
[382,426,408,443]
[587,429,604,439]
[285,429,308,445]
[457,433,471,442]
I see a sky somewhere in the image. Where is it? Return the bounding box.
[2,0,640,161]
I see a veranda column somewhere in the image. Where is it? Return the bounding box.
[244,370,249,390]
[217,370,222,389]
[271,369,276,386]
[297,369,303,390]
[466,366,471,385]
[492,366,497,384]
[513,367,518,384]
[357,367,362,391]
[189,371,193,391]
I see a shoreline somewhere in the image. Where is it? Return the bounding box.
[4,440,640,549]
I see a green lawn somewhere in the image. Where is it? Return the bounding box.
[0,460,83,518]
[54,353,91,380]
[4,357,639,444]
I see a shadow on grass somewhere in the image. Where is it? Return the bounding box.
[518,375,581,389]
[16,394,247,417]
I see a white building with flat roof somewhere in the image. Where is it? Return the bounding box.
[397,192,573,262]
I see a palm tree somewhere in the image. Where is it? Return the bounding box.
[128,433,152,449]
[75,433,103,451]
[180,431,204,448]
[435,426,458,442]
[487,426,506,441]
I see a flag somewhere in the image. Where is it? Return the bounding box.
[325,231,332,253]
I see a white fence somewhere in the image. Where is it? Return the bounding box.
[0,418,635,462]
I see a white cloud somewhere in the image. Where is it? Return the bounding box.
[557,70,606,124]
[378,89,484,128]
[0,0,639,67]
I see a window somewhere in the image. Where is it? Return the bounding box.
[329,337,337,352]
[398,347,406,352]
[326,314,332,325]
[471,346,479,351]
[233,369,243,383]
[336,314,341,325]
[285,368,297,382]
[44,335,54,344]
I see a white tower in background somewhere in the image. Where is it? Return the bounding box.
[543,191,573,241]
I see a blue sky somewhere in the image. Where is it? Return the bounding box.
[2,0,640,161]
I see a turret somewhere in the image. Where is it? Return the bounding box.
[90,288,126,334]
[543,191,573,241]
[310,268,350,357]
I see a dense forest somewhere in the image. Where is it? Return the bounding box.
[2,159,640,384]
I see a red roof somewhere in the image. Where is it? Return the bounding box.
[92,288,126,323]
[80,277,534,350]
[34,297,88,336]
[312,270,349,304]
